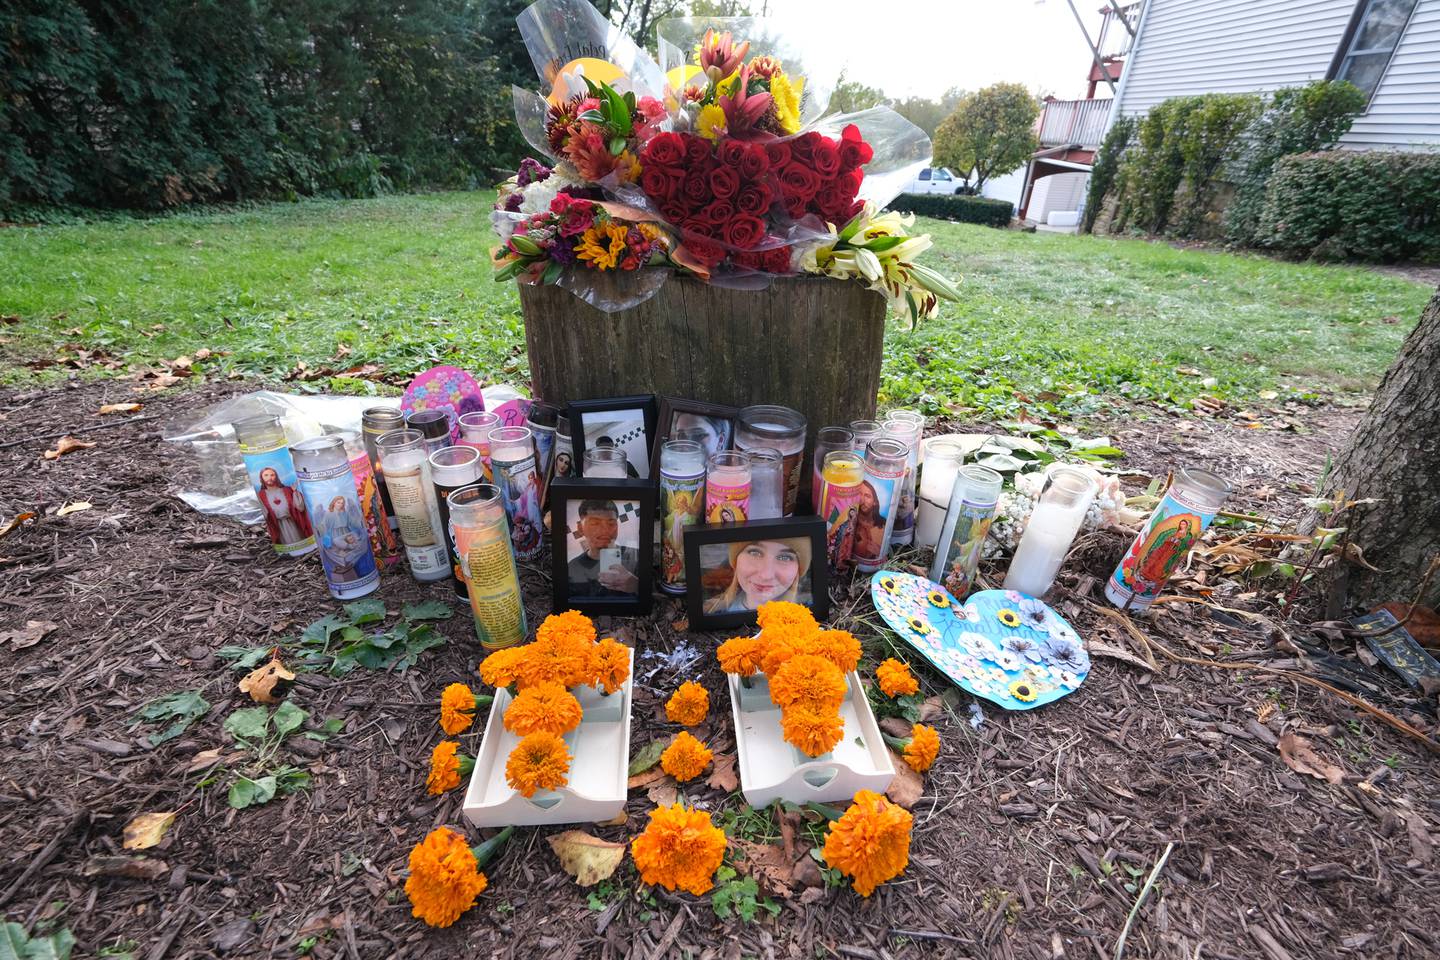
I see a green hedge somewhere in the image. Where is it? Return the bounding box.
[1258,151,1440,262]
[889,193,1014,227]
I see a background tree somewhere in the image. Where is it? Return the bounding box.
[891,87,965,138]
[829,73,887,114]
[932,82,1038,190]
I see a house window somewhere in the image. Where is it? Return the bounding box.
[1332,0,1419,103]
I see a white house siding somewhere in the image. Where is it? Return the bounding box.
[1341,1,1440,150]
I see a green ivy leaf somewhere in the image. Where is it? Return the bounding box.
[273,701,307,737]
[301,613,352,645]
[134,690,211,747]
[224,706,271,742]
[344,598,387,625]
[402,600,454,621]
[228,774,278,809]
[216,645,272,670]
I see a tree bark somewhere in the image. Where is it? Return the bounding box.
[1318,284,1440,611]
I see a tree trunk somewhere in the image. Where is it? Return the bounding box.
[1318,284,1440,611]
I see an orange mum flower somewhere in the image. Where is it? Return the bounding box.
[665,681,710,726]
[716,635,765,677]
[904,723,940,773]
[759,637,796,676]
[504,731,571,798]
[780,702,845,757]
[590,637,631,694]
[660,730,713,782]
[822,789,913,897]
[756,600,817,634]
[813,630,862,674]
[504,680,582,737]
[478,646,527,689]
[519,621,595,689]
[876,658,919,697]
[631,804,727,895]
[769,654,847,710]
[536,610,598,647]
[440,682,478,735]
[404,827,487,927]
[426,740,475,796]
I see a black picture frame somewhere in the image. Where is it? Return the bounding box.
[649,396,739,480]
[550,477,656,616]
[683,516,829,631]
[568,395,658,481]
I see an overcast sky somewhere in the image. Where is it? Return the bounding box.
[760,0,1110,101]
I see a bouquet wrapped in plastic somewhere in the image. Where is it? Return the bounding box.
[493,0,961,320]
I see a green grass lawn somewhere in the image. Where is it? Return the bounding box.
[1,191,1431,419]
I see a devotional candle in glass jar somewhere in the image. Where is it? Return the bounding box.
[929,464,1003,598]
[429,445,484,597]
[449,483,526,650]
[457,411,500,483]
[488,426,545,561]
[1004,467,1098,598]
[338,429,401,570]
[818,449,865,575]
[735,405,806,516]
[706,450,751,523]
[375,429,451,583]
[915,438,965,551]
[1105,466,1231,613]
[659,440,707,595]
[406,409,452,456]
[811,426,855,514]
[583,447,629,478]
[854,438,909,573]
[292,435,381,600]
[361,406,405,527]
[884,411,925,548]
[747,447,785,520]
[233,414,316,558]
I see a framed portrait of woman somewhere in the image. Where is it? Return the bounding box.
[682,516,828,631]
[649,397,739,479]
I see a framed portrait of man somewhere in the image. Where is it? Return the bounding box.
[682,516,828,631]
[568,395,658,481]
[549,477,656,616]
[649,397,739,479]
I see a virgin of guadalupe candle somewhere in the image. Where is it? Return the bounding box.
[1004,467,1098,598]
[338,430,401,570]
[929,464,1003,597]
[659,440,706,595]
[884,411,925,548]
[527,402,559,479]
[915,438,965,551]
[429,446,484,597]
[407,409,452,455]
[706,450,752,523]
[735,405,806,516]
[291,436,380,600]
[375,429,451,583]
[233,415,316,557]
[457,411,500,483]
[854,438,909,573]
[747,447,785,520]
[449,484,526,649]
[1106,466,1231,613]
[811,426,854,514]
[583,447,629,478]
[361,407,405,527]
[488,426,545,561]
[818,449,865,574]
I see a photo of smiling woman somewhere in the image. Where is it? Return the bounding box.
[702,537,813,614]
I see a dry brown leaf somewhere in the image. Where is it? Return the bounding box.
[42,436,96,460]
[594,810,629,827]
[879,716,912,739]
[885,753,925,809]
[547,830,626,887]
[238,655,295,704]
[193,348,214,361]
[646,779,678,807]
[1276,732,1344,784]
[1086,639,1156,673]
[0,511,36,539]
[790,851,824,889]
[917,695,946,722]
[98,402,143,415]
[123,811,177,850]
[627,767,667,790]
[0,620,58,650]
[734,840,794,898]
[184,748,226,773]
[775,806,801,862]
[706,752,739,793]
[55,501,92,517]
[82,856,169,880]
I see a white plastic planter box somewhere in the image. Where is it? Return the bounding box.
[726,670,895,808]
[462,649,633,827]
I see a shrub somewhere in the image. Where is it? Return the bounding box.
[888,194,1014,227]
[1082,116,1135,233]
[1257,151,1440,262]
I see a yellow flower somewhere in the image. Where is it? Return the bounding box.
[404,827,487,927]
[478,646,527,689]
[504,680,583,737]
[903,723,940,773]
[780,702,844,757]
[927,589,950,609]
[631,804,727,895]
[440,682,478,735]
[574,222,630,271]
[696,103,728,140]
[769,71,803,135]
[665,681,710,726]
[590,637,632,694]
[660,730,713,782]
[1008,679,1038,703]
[614,150,641,184]
[875,658,919,697]
[504,731,571,798]
[769,654,846,711]
[716,635,765,677]
[823,790,913,897]
[997,608,1022,628]
[907,616,932,636]
[426,740,474,796]
[878,576,899,595]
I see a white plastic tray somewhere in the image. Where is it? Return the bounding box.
[727,670,895,808]
[462,649,633,827]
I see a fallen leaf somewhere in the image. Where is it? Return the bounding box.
[55,501,92,517]
[670,618,689,632]
[1404,811,1433,863]
[1085,639,1156,672]
[776,806,801,862]
[184,748,226,773]
[238,655,295,704]
[1258,389,1279,400]
[193,348,213,361]
[627,767,667,790]
[627,739,665,777]
[547,830,626,887]
[734,840,794,898]
[123,811,177,850]
[98,402,143,415]
[594,810,629,827]
[0,620,58,650]
[1277,732,1344,784]
[885,753,925,809]
[646,779,678,807]
[42,436,96,460]
[0,511,36,539]
[706,752,739,793]
[82,856,169,880]
[879,717,912,740]
[790,849,824,889]
[917,696,946,723]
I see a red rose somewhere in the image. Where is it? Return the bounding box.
[707,165,740,199]
[783,194,808,219]
[682,175,712,207]
[701,200,736,226]
[641,167,676,201]
[815,185,848,219]
[660,200,689,224]
[683,134,711,166]
[683,233,726,268]
[845,168,865,195]
[682,220,716,239]
[839,126,874,169]
[644,132,686,168]
[735,183,773,216]
[737,144,770,180]
[717,140,747,168]
[778,163,820,201]
[723,215,767,249]
[811,138,841,178]
[766,246,795,273]
[764,141,792,168]
[789,132,822,163]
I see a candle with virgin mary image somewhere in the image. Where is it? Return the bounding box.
[292,436,380,600]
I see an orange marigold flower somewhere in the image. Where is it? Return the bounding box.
[504,731,571,798]
[716,635,765,677]
[404,827,487,927]
[520,615,596,689]
[780,702,845,757]
[590,637,632,694]
[426,740,475,796]
[504,680,582,737]
[876,658,919,697]
[665,681,710,726]
[813,629,862,674]
[756,600,817,634]
[904,723,940,773]
[440,682,478,735]
[478,646,527,689]
[537,610,598,647]
[822,789,913,897]
[769,654,847,710]
[660,730,713,782]
[631,803,727,895]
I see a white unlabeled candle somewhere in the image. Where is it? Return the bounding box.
[915,439,964,550]
[1003,468,1096,598]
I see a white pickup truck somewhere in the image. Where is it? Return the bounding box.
[906,167,967,194]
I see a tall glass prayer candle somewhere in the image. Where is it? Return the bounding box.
[854,438,909,573]
[449,484,526,650]
[659,440,707,595]
[747,447,785,520]
[1106,466,1231,613]
[291,436,380,600]
[818,449,865,575]
[375,429,451,583]
[361,407,405,528]
[735,405,806,516]
[884,411,925,548]
[1004,467,1098,598]
[583,447,629,478]
[338,429,401,570]
[233,415,316,558]
[429,446,484,598]
[915,438,965,551]
[849,420,883,456]
[929,465,1003,598]
[527,402,559,479]
[488,426,544,561]
[551,415,576,486]
[706,450,751,523]
[811,426,855,514]
[407,409,452,455]
[457,411,500,483]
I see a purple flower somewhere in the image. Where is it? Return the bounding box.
[516,157,552,188]
[503,192,523,212]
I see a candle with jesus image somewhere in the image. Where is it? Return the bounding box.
[854,438,909,573]
[1105,466,1231,613]
[659,440,707,595]
[884,410,925,548]
[233,415,316,558]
